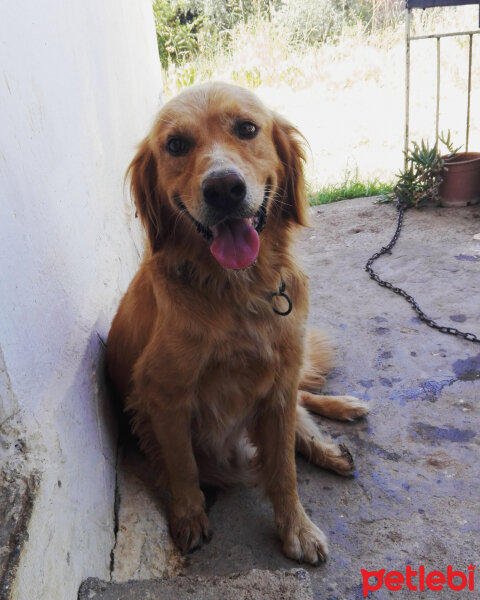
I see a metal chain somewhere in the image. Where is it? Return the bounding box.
[365,203,480,344]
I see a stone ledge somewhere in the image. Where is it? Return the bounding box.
[78,568,313,600]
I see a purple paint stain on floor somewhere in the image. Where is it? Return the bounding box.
[348,389,371,401]
[389,378,455,404]
[352,584,367,600]
[359,379,374,389]
[452,354,480,382]
[421,378,455,399]
[410,422,476,444]
[375,350,393,367]
[454,254,479,261]
[360,439,401,462]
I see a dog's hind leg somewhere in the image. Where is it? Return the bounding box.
[299,330,369,420]
[298,390,369,421]
[299,330,333,391]
[295,404,355,476]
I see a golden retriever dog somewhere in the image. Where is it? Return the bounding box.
[106,82,368,564]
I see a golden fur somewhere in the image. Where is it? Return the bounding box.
[106,82,367,563]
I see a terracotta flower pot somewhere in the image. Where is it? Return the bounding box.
[439,152,480,207]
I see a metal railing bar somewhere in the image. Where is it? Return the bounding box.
[409,28,480,40]
[405,8,412,168]
[436,36,441,144]
[466,33,473,150]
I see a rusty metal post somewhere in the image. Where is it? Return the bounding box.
[405,8,411,168]
[466,33,473,151]
[435,36,441,146]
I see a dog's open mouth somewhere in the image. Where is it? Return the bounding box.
[209,216,260,270]
[176,191,268,270]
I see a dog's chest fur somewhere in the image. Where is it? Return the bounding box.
[187,282,306,449]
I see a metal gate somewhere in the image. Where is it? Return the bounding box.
[405,0,480,160]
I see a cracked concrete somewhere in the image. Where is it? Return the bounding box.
[109,440,182,583]
[0,353,39,600]
[83,198,479,599]
[0,461,39,600]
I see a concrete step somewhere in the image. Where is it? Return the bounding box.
[78,568,313,600]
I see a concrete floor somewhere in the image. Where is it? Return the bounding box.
[80,198,480,600]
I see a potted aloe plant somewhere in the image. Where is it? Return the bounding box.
[393,132,480,208]
[440,150,480,207]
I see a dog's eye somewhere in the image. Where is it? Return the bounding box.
[166,136,190,156]
[236,121,258,140]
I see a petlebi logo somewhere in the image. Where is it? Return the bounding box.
[361,564,475,597]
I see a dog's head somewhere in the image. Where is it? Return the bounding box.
[127,82,308,270]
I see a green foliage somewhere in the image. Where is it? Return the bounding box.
[232,66,262,87]
[438,129,462,155]
[274,0,344,46]
[152,0,404,74]
[310,171,394,205]
[152,0,204,69]
[395,140,444,208]
[192,0,272,31]
[271,0,394,47]
[174,63,197,87]
[389,132,460,209]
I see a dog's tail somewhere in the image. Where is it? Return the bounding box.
[299,330,334,392]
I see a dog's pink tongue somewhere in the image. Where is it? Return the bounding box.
[210,219,259,270]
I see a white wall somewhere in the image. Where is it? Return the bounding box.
[0,1,162,598]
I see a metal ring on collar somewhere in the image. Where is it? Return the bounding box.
[272,280,293,316]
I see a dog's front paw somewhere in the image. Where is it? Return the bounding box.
[280,511,328,565]
[169,506,212,554]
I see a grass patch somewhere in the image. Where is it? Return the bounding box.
[310,178,394,205]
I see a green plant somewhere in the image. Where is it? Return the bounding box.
[153,0,203,69]
[310,169,394,205]
[193,0,271,31]
[153,0,405,80]
[272,0,403,48]
[388,132,461,208]
[273,0,344,46]
[232,66,262,87]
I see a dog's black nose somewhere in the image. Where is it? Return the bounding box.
[202,170,246,212]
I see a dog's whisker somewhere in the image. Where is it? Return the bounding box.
[172,209,187,238]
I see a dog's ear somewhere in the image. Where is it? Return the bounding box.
[272,114,310,227]
[126,138,169,252]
